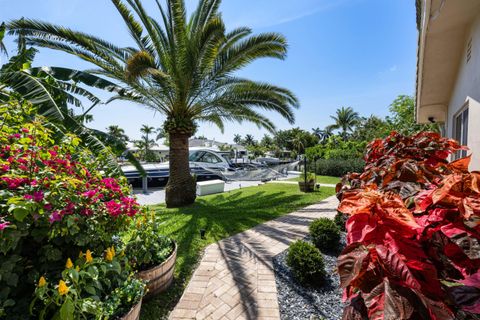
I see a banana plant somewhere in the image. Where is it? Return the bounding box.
[0,34,144,177]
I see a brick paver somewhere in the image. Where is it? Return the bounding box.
[169,196,339,320]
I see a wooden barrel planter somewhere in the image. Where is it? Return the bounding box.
[120,298,142,320]
[298,181,315,192]
[137,241,177,298]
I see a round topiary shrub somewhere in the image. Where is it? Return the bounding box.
[309,218,341,252]
[286,240,326,286]
[334,211,348,232]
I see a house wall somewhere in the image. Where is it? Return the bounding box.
[447,15,480,170]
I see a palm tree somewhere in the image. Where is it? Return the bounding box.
[327,107,360,140]
[244,134,256,146]
[233,134,243,145]
[9,0,299,207]
[140,124,155,160]
[0,23,7,56]
[107,125,129,143]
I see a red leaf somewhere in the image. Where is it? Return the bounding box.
[337,243,371,288]
[363,278,414,320]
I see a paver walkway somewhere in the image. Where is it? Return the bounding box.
[169,196,339,320]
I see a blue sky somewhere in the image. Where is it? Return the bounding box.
[0,0,417,143]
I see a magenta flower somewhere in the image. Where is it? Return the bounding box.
[105,200,122,217]
[82,190,97,199]
[24,194,34,200]
[33,191,44,202]
[44,203,53,211]
[0,222,10,230]
[21,128,29,133]
[48,211,62,223]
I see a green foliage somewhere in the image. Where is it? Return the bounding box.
[0,101,140,317]
[334,211,347,232]
[351,115,389,142]
[309,218,340,251]
[141,184,335,319]
[286,240,326,286]
[305,136,365,161]
[31,248,145,319]
[126,213,174,271]
[386,95,438,135]
[311,158,365,177]
[274,128,319,154]
[326,106,360,140]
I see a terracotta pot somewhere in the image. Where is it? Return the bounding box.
[298,180,315,192]
[120,298,142,320]
[137,241,177,298]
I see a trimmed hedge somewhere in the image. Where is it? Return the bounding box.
[286,240,326,286]
[309,158,364,177]
[309,218,341,251]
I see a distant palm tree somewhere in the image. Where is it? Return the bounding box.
[107,125,129,143]
[9,0,299,207]
[155,127,167,142]
[140,125,155,158]
[327,107,360,140]
[0,23,7,56]
[244,134,256,146]
[233,134,243,145]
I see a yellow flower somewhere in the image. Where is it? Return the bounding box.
[38,276,47,288]
[78,250,84,258]
[65,258,73,269]
[58,280,69,296]
[105,247,115,262]
[85,249,93,263]
[75,266,80,272]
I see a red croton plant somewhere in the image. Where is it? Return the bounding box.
[336,131,480,320]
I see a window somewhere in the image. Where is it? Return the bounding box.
[454,107,469,159]
[467,38,473,63]
[199,152,222,163]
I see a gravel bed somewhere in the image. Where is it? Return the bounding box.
[273,235,346,320]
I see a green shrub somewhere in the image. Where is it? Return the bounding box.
[324,148,362,160]
[310,158,364,177]
[126,213,175,270]
[286,240,326,286]
[309,218,340,251]
[334,211,348,232]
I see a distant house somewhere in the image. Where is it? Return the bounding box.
[416,0,480,170]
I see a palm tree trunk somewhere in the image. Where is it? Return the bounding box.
[165,132,196,208]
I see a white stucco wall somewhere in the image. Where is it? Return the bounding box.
[448,15,480,171]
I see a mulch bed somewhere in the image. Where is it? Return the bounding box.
[273,235,346,320]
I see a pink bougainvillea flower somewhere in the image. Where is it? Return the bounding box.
[0,222,10,230]
[101,178,121,192]
[21,128,29,133]
[105,200,122,217]
[48,211,62,223]
[44,203,52,211]
[48,150,57,157]
[33,191,44,202]
[82,190,97,199]
[24,194,34,200]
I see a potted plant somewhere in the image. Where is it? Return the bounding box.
[31,248,145,320]
[126,213,177,297]
[298,172,316,192]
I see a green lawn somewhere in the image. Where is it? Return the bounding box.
[288,174,340,185]
[140,183,335,319]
